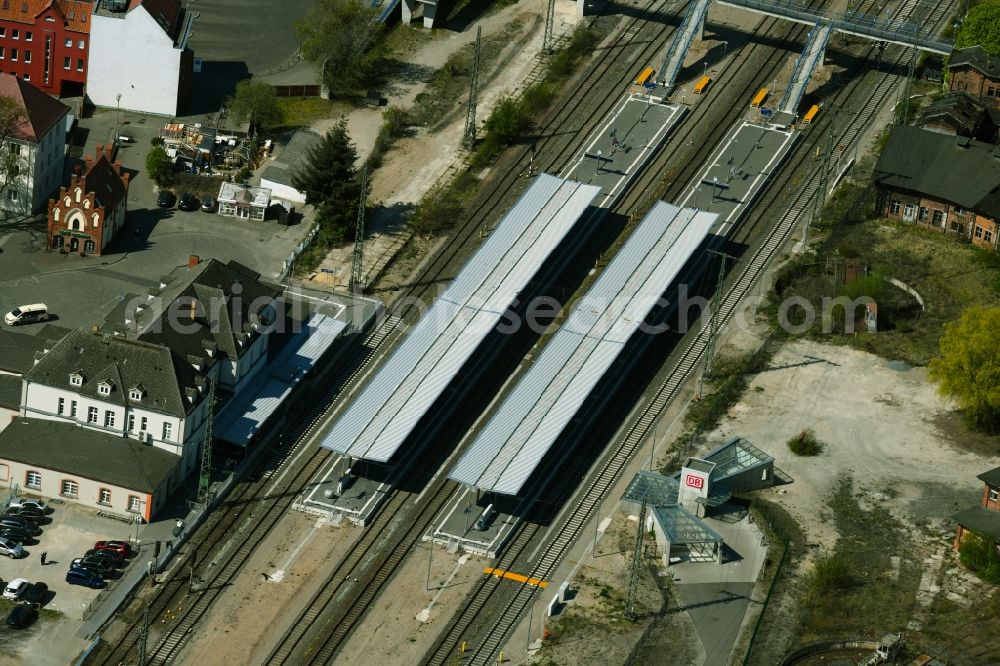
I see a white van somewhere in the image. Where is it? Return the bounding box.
[4,304,48,326]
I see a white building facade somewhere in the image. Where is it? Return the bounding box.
[87,0,194,116]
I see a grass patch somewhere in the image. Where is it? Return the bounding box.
[958,530,1000,583]
[794,476,920,645]
[275,98,340,128]
[786,429,824,456]
[914,590,1000,662]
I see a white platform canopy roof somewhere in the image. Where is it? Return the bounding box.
[319,174,600,462]
[449,202,716,495]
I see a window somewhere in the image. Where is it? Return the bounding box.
[57,397,64,415]
[69,372,82,387]
[62,56,69,70]
[140,416,148,432]
[24,32,30,42]
[956,206,965,215]
[76,58,82,71]
[86,406,98,423]
[61,479,78,498]
[162,422,172,441]
[129,388,143,401]
[991,488,999,502]
[98,488,111,505]
[22,50,29,63]
[70,400,77,417]
[975,225,984,238]
[6,190,15,202]
[918,207,928,221]
[21,73,26,81]
[951,221,964,233]
[127,495,141,513]
[10,49,17,62]
[77,39,84,49]
[889,201,900,215]
[12,30,19,40]
[104,410,115,427]
[127,413,135,432]
[932,210,944,226]
[987,230,994,244]
[63,38,71,48]
[0,47,5,60]
[98,382,111,396]
[0,28,6,37]
[25,471,40,490]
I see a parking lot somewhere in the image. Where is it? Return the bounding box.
[0,106,313,338]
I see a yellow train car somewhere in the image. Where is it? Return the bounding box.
[693,75,712,94]
[635,66,656,87]
[750,87,768,108]
[803,104,821,124]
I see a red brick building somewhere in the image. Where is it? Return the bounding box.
[47,143,129,255]
[0,0,91,96]
[949,46,1000,109]
[874,125,1000,250]
[954,466,1000,550]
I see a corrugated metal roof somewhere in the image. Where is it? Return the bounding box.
[319,174,600,462]
[449,202,716,495]
[217,313,347,445]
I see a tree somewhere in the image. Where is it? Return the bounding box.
[229,80,281,133]
[956,0,1000,55]
[292,120,361,244]
[296,0,384,98]
[928,306,1000,432]
[146,146,174,187]
[0,96,28,205]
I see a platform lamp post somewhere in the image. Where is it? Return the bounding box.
[115,93,121,144]
[721,41,728,60]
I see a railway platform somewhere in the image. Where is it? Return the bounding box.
[677,119,799,235]
[562,89,686,209]
[293,454,390,527]
[425,486,520,558]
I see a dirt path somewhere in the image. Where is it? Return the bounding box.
[305,0,580,290]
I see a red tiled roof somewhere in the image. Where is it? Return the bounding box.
[0,0,49,26]
[0,73,68,142]
[0,1,90,33]
[59,0,91,34]
[129,0,179,35]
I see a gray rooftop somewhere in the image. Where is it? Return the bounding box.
[0,328,63,374]
[874,125,1000,218]
[0,418,179,493]
[978,466,1000,488]
[652,504,724,545]
[955,506,1000,542]
[0,374,20,410]
[24,328,202,418]
[260,164,293,188]
[949,46,1000,78]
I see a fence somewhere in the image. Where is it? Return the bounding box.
[741,499,795,665]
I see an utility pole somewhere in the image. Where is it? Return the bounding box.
[138,603,150,666]
[894,46,917,126]
[698,250,738,397]
[197,377,216,505]
[464,26,482,148]
[350,166,368,293]
[543,0,556,53]
[812,108,837,238]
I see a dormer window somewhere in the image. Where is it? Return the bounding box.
[129,385,145,402]
[69,372,83,387]
[97,380,113,396]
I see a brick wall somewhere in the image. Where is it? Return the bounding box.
[950,65,1000,109]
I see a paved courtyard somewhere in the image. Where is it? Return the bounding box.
[0,107,314,337]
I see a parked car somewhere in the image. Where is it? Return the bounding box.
[66,568,105,589]
[0,516,40,535]
[8,498,48,513]
[157,190,176,208]
[3,578,28,601]
[6,603,38,629]
[4,303,48,326]
[84,549,124,566]
[0,536,24,559]
[7,507,43,522]
[94,540,131,557]
[178,193,198,211]
[22,582,46,604]
[73,557,112,574]
[200,195,215,212]
[1,528,32,545]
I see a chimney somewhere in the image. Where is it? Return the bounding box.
[95,143,103,158]
[104,143,113,162]
[113,160,122,174]
[188,255,200,268]
[188,298,198,320]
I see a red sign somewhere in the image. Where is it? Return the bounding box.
[685,474,704,489]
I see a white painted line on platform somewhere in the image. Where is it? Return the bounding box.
[269,516,327,582]
[417,554,470,622]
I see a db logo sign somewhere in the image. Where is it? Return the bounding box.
[685,475,704,489]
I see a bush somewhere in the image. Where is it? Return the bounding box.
[787,429,824,456]
[409,183,462,237]
[145,146,174,186]
[811,554,853,594]
[959,531,1000,583]
[150,136,165,147]
[236,166,252,183]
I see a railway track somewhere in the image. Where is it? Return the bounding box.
[422,2,957,665]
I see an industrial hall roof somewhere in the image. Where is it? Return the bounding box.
[449,202,716,496]
[320,173,600,463]
[0,417,178,493]
[874,125,1000,219]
